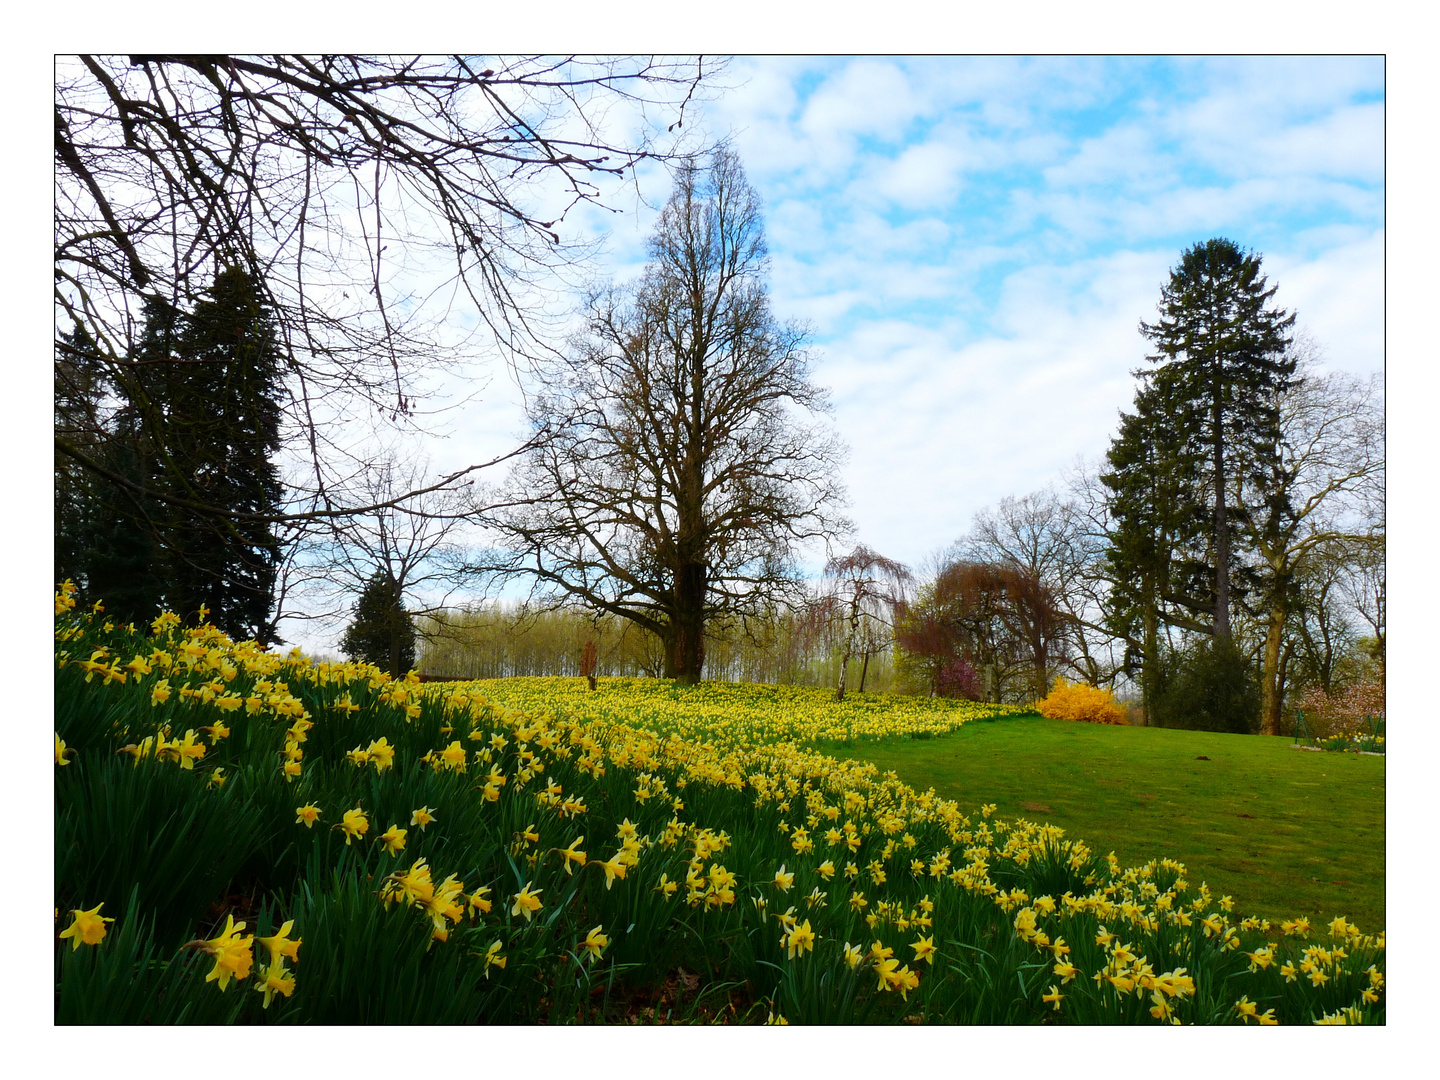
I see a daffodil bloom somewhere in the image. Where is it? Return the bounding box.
[558,836,588,874]
[1042,985,1064,1010]
[911,935,937,965]
[469,885,492,915]
[208,767,227,788]
[283,760,302,780]
[367,737,396,773]
[379,824,407,856]
[256,959,296,1008]
[56,734,72,766]
[58,903,114,949]
[437,740,468,771]
[582,925,609,962]
[784,919,818,959]
[817,860,836,880]
[773,864,794,891]
[849,891,868,911]
[482,940,507,978]
[411,806,436,829]
[1053,960,1078,984]
[346,747,370,768]
[843,942,864,969]
[511,883,543,922]
[194,915,255,991]
[256,920,302,963]
[655,873,678,898]
[593,854,626,890]
[175,729,207,770]
[336,807,369,845]
[522,823,540,844]
[1234,997,1259,1022]
[295,804,321,828]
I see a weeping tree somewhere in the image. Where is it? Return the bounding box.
[476,147,848,684]
[812,546,911,701]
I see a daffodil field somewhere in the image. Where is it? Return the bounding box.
[54,583,1384,1025]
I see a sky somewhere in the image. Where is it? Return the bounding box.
[330,55,1387,655]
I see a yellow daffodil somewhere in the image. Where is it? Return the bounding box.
[256,920,301,963]
[295,804,321,828]
[482,940,507,977]
[379,824,407,856]
[410,806,436,829]
[511,883,543,922]
[58,903,114,950]
[192,914,254,992]
[911,935,937,965]
[582,924,609,962]
[336,807,369,845]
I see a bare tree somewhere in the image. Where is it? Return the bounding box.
[814,546,911,701]
[1248,352,1384,733]
[284,454,472,655]
[55,54,720,526]
[474,147,849,683]
[963,483,1126,689]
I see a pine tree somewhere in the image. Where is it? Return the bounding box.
[56,271,287,641]
[1136,238,1295,641]
[157,267,285,643]
[340,571,416,677]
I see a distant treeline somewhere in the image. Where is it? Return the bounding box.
[416,603,904,693]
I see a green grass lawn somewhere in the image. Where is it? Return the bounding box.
[822,715,1385,932]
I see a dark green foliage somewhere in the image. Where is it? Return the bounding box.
[340,571,417,677]
[56,269,285,641]
[54,755,269,945]
[1151,636,1262,734]
[1103,239,1295,716]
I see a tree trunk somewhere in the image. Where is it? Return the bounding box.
[858,649,871,694]
[1212,383,1232,640]
[668,560,706,684]
[1260,597,1287,735]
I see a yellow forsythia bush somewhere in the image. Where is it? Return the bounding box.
[1037,678,1127,725]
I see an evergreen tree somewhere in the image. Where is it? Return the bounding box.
[1136,238,1295,641]
[340,571,416,677]
[55,271,286,641]
[157,267,286,643]
[1103,238,1293,726]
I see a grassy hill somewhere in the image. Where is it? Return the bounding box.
[822,714,1385,932]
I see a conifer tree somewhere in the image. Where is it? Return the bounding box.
[1136,237,1295,641]
[340,571,416,677]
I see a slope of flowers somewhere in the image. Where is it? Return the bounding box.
[54,584,1384,1025]
[456,675,1030,748]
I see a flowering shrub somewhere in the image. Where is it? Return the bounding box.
[54,581,1383,1025]
[1295,682,1384,737]
[1036,678,1127,725]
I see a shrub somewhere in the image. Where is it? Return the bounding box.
[935,657,982,700]
[1036,678,1127,725]
[1153,637,1260,735]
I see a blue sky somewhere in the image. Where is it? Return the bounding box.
[524,55,1386,579]
[225,54,1384,650]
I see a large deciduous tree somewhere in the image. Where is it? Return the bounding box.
[1248,352,1383,733]
[478,147,848,684]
